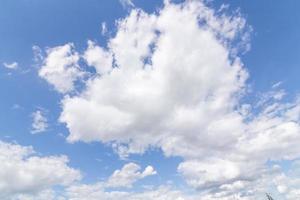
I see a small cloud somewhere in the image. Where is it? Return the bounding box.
[101,22,107,36]
[31,109,48,134]
[3,62,18,70]
[106,162,157,188]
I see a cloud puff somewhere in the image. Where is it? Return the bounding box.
[106,162,156,188]
[0,140,81,199]
[37,1,300,199]
[38,43,84,93]
[31,109,48,134]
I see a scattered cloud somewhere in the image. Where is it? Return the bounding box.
[31,109,48,134]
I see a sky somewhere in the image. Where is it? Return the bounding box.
[0,0,300,199]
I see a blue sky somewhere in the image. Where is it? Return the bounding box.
[0,0,300,199]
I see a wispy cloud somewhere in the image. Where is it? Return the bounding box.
[3,62,18,70]
[119,0,134,9]
[101,22,107,35]
[31,109,48,134]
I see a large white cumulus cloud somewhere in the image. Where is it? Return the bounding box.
[37,1,300,199]
[60,1,248,156]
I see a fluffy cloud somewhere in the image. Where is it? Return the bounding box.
[31,110,48,134]
[106,162,156,188]
[0,140,81,199]
[38,43,84,93]
[37,0,300,199]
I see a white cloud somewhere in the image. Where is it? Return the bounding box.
[106,162,156,188]
[60,1,247,154]
[36,1,300,199]
[31,110,48,134]
[3,62,18,70]
[0,140,81,199]
[38,43,84,93]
